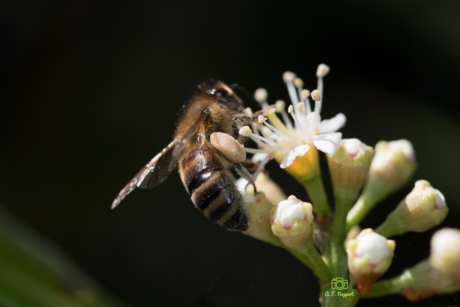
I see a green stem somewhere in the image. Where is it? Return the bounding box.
[365,275,412,298]
[330,194,354,240]
[300,173,330,215]
[374,220,400,238]
[345,195,370,232]
[287,240,333,283]
[321,283,333,307]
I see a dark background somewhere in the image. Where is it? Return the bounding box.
[1,0,460,306]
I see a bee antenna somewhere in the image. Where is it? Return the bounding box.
[230,83,259,105]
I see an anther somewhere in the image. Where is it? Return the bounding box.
[282,71,296,83]
[254,88,268,103]
[301,90,310,99]
[316,64,330,78]
[294,78,304,88]
[258,115,267,123]
[239,126,253,137]
[275,100,285,113]
[311,90,321,101]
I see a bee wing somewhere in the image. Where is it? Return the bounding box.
[111,112,209,209]
[111,138,180,209]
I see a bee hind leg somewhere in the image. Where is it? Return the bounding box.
[235,162,258,194]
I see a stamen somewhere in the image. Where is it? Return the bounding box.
[276,100,294,130]
[261,126,273,138]
[296,102,305,114]
[254,88,269,109]
[263,120,296,146]
[251,133,284,150]
[288,105,294,113]
[275,100,285,113]
[239,126,253,137]
[289,107,306,142]
[258,115,267,123]
[311,90,321,102]
[244,148,272,154]
[316,64,328,114]
[267,109,295,141]
[294,78,304,88]
[240,126,267,148]
[244,107,253,117]
[316,64,330,78]
[282,71,296,83]
[301,90,312,114]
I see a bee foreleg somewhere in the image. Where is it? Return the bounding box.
[235,162,258,195]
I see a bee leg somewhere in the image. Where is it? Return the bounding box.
[240,159,258,173]
[231,115,253,139]
[235,162,258,194]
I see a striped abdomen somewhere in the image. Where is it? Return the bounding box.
[180,147,249,231]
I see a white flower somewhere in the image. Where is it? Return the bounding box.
[241,64,346,169]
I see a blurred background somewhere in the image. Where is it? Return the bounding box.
[1,0,460,306]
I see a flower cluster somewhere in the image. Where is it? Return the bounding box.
[223,64,457,307]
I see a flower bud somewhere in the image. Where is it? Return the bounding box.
[346,229,395,296]
[346,140,417,229]
[240,189,283,248]
[399,259,460,301]
[244,172,287,206]
[375,180,448,238]
[327,138,373,203]
[271,196,314,249]
[430,228,460,285]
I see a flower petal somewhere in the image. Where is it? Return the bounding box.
[318,113,346,134]
[313,132,342,156]
[280,144,310,169]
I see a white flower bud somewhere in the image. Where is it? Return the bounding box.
[346,229,395,296]
[430,228,460,285]
[271,196,314,238]
[375,180,448,237]
[327,139,373,203]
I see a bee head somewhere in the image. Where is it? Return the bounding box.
[199,79,243,110]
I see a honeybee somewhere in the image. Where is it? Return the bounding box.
[112,80,259,231]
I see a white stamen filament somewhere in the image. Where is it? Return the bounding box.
[317,77,323,114]
[244,147,272,154]
[250,133,284,150]
[263,121,296,146]
[281,109,294,131]
[289,109,306,142]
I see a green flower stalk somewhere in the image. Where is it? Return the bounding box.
[346,140,417,231]
[375,180,448,238]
